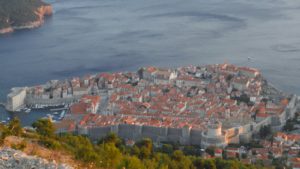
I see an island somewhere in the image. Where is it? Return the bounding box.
[0,0,52,34]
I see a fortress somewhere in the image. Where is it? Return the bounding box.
[73,94,299,148]
[75,117,264,147]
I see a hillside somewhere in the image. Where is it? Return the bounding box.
[0,118,271,169]
[0,0,52,34]
[0,136,84,169]
[0,147,73,169]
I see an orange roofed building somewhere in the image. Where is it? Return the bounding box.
[70,95,101,114]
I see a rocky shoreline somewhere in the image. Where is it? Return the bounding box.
[0,27,13,34]
[0,147,73,169]
[0,5,52,34]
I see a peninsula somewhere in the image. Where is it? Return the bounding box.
[5,64,299,141]
[4,63,300,168]
[0,0,52,34]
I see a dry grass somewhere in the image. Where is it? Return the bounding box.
[1,136,99,169]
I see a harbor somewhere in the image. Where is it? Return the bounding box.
[0,106,67,126]
[0,95,69,126]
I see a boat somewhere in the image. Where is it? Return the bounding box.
[247,57,254,61]
[53,112,59,115]
[60,110,66,119]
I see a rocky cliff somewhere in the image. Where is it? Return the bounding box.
[0,0,53,34]
[0,148,73,169]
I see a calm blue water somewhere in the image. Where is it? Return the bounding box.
[1,0,300,125]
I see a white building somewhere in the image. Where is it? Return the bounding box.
[6,87,27,111]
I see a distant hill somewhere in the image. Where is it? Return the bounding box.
[0,0,52,34]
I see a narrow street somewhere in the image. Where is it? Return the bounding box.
[97,90,109,115]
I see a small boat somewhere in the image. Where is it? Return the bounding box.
[1,120,6,123]
[53,112,59,115]
[248,57,254,61]
[25,109,31,113]
[60,110,66,119]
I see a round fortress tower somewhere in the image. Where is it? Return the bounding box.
[201,120,227,148]
[207,120,222,137]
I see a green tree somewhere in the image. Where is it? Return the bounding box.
[9,117,22,135]
[131,145,141,156]
[3,117,23,137]
[183,145,200,156]
[172,150,185,161]
[193,158,204,169]
[154,153,172,169]
[224,160,239,169]
[97,143,122,168]
[241,153,248,159]
[136,138,153,151]
[205,146,216,157]
[76,145,100,163]
[171,150,193,169]
[143,159,159,169]
[259,125,272,139]
[98,132,122,146]
[39,137,61,149]
[204,159,216,169]
[160,144,173,155]
[139,146,152,159]
[118,156,145,169]
[32,119,55,138]
[283,119,294,131]
[135,138,153,159]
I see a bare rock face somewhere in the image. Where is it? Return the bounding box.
[0,148,73,169]
[38,5,53,17]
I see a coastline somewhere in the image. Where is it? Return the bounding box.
[3,64,294,112]
[0,27,14,34]
[1,64,299,129]
[0,5,52,35]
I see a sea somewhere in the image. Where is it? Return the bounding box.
[1,0,300,126]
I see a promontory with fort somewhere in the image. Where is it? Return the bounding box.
[0,0,52,34]
[3,64,299,145]
[2,63,300,168]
